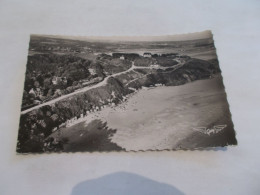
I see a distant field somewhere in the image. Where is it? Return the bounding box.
[186,49,217,60]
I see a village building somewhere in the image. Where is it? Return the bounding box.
[29,88,43,97]
[143,52,152,58]
[52,76,62,85]
[119,56,125,60]
[29,88,36,96]
[88,68,96,75]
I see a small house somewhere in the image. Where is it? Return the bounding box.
[29,88,42,97]
[52,76,62,85]
[29,88,36,96]
[88,68,96,75]
[143,52,152,58]
[120,56,125,60]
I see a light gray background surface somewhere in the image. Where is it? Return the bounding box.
[0,0,259,194]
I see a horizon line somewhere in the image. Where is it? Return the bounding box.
[31,30,213,42]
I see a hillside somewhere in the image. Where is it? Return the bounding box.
[17,57,221,153]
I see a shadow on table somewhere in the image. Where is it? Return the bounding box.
[71,171,184,195]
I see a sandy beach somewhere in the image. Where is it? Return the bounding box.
[52,76,230,151]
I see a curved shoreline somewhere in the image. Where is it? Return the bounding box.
[50,76,232,151]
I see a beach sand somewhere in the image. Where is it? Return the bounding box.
[53,75,233,151]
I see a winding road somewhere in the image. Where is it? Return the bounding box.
[21,60,185,115]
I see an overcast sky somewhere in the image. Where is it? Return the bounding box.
[33,30,212,42]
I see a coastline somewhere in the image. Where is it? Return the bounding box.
[50,76,231,151]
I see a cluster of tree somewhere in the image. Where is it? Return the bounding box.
[134,57,157,67]
[96,54,132,75]
[22,54,101,109]
[155,57,178,67]
[112,53,140,61]
[22,52,135,110]
[17,77,130,153]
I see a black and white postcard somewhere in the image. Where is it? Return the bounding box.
[16,31,237,153]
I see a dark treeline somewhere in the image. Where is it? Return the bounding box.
[22,54,105,110]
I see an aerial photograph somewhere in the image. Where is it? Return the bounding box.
[16,31,237,153]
